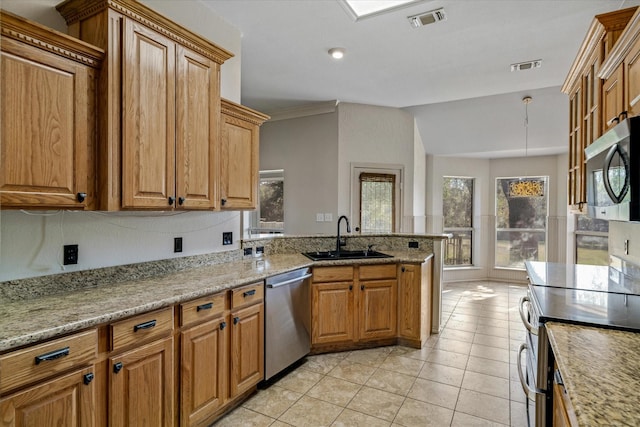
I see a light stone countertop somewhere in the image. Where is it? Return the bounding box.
[545,322,640,426]
[0,250,432,352]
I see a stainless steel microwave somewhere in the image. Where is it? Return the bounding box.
[585,116,639,222]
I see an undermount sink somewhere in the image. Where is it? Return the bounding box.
[302,250,392,261]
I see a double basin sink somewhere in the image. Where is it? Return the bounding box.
[302,250,392,261]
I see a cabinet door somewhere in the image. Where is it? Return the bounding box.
[0,366,95,427]
[397,264,420,340]
[358,279,397,341]
[220,114,259,209]
[109,337,174,427]
[311,282,355,345]
[175,45,220,210]
[122,19,176,209]
[624,36,640,119]
[602,65,624,132]
[1,38,93,209]
[180,317,228,427]
[567,85,583,209]
[230,303,264,397]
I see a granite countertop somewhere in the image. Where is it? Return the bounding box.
[0,250,432,352]
[545,322,640,426]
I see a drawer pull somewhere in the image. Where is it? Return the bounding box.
[233,317,240,325]
[361,285,365,290]
[34,347,70,365]
[243,289,256,297]
[83,372,94,385]
[113,362,123,374]
[197,302,213,311]
[220,321,227,330]
[133,320,156,332]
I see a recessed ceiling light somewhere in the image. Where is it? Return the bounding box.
[339,0,425,21]
[328,48,345,59]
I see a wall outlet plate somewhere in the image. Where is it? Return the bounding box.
[256,246,264,255]
[316,213,324,222]
[244,247,253,256]
[324,213,333,222]
[63,244,78,265]
[408,241,419,248]
[174,237,183,253]
[223,232,233,245]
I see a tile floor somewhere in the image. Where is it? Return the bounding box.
[213,281,532,427]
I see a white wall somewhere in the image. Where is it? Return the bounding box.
[413,121,426,233]
[259,111,339,235]
[0,0,243,281]
[337,103,416,230]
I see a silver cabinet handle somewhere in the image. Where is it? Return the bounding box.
[517,343,543,401]
[519,296,537,335]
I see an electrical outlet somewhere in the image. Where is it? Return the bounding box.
[244,247,253,257]
[256,246,264,256]
[408,241,419,248]
[63,244,78,265]
[324,213,333,222]
[316,213,324,222]
[222,232,233,245]
[174,237,183,253]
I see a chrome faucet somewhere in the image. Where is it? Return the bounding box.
[336,215,351,254]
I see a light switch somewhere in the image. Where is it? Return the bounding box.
[324,213,333,222]
[316,213,324,222]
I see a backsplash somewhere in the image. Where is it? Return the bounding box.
[609,221,640,272]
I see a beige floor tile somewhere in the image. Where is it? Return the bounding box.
[390,345,433,361]
[432,337,473,354]
[269,422,294,427]
[407,377,460,409]
[365,368,416,396]
[445,319,478,332]
[510,380,526,404]
[276,367,324,394]
[473,334,510,350]
[510,400,529,427]
[303,354,342,374]
[306,375,362,406]
[466,355,510,379]
[440,328,475,343]
[451,411,509,426]
[462,371,510,399]
[393,397,454,426]
[477,317,510,328]
[418,361,465,387]
[378,354,424,376]
[331,409,391,427]
[345,346,393,367]
[278,395,343,427]
[211,407,275,427]
[426,349,469,370]
[455,389,511,425]
[327,359,376,384]
[346,386,405,422]
[476,324,510,338]
[242,385,302,418]
[470,343,510,363]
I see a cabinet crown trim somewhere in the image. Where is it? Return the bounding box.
[56,0,234,65]
[0,10,104,68]
[221,98,270,125]
[600,7,640,78]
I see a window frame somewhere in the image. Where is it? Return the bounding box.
[359,172,396,234]
[250,169,284,234]
[442,176,475,268]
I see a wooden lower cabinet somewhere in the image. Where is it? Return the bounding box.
[311,281,355,345]
[180,317,228,427]
[0,366,96,427]
[229,303,264,397]
[359,279,397,340]
[397,259,432,347]
[108,336,174,427]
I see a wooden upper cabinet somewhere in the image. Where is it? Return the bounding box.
[0,11,103,209]
[56,0,233,210]
[562,6,637,211]
[624,34,640,118]
[220,99,269,210]
[602,64,624,131]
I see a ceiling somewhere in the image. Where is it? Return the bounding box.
[201,0,639,158]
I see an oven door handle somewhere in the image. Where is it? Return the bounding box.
[517,343,544,401]
[519,296,538,335]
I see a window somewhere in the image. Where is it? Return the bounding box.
[359,173,395,233]
[442,177,474,266]
[251,170,284,233]
[575,215,609,265]
[495,177,548,269]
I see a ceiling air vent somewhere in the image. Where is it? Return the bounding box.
[408,8,446,28]
[511,60,542,72]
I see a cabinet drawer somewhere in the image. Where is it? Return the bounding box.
[359,264,397,280]
[0,329,97,394]
[312,266,354,283]
[110,307,173,352]
[180,293,226,326]
[231,282,264,309]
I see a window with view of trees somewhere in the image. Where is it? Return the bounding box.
[360,173,395,233]
[251,170,284,233]
[575,215,608,265]
[442,177,474,266]
[495,177,548,269]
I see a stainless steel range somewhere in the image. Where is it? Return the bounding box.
[520,260,640,426]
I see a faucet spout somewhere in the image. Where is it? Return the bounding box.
[336,215,351,254]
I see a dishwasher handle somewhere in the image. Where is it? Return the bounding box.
[517,342,544,401]
[519,296,538,335]
[266,273,312,288]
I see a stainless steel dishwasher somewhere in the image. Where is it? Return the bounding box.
[264,267,312,380]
